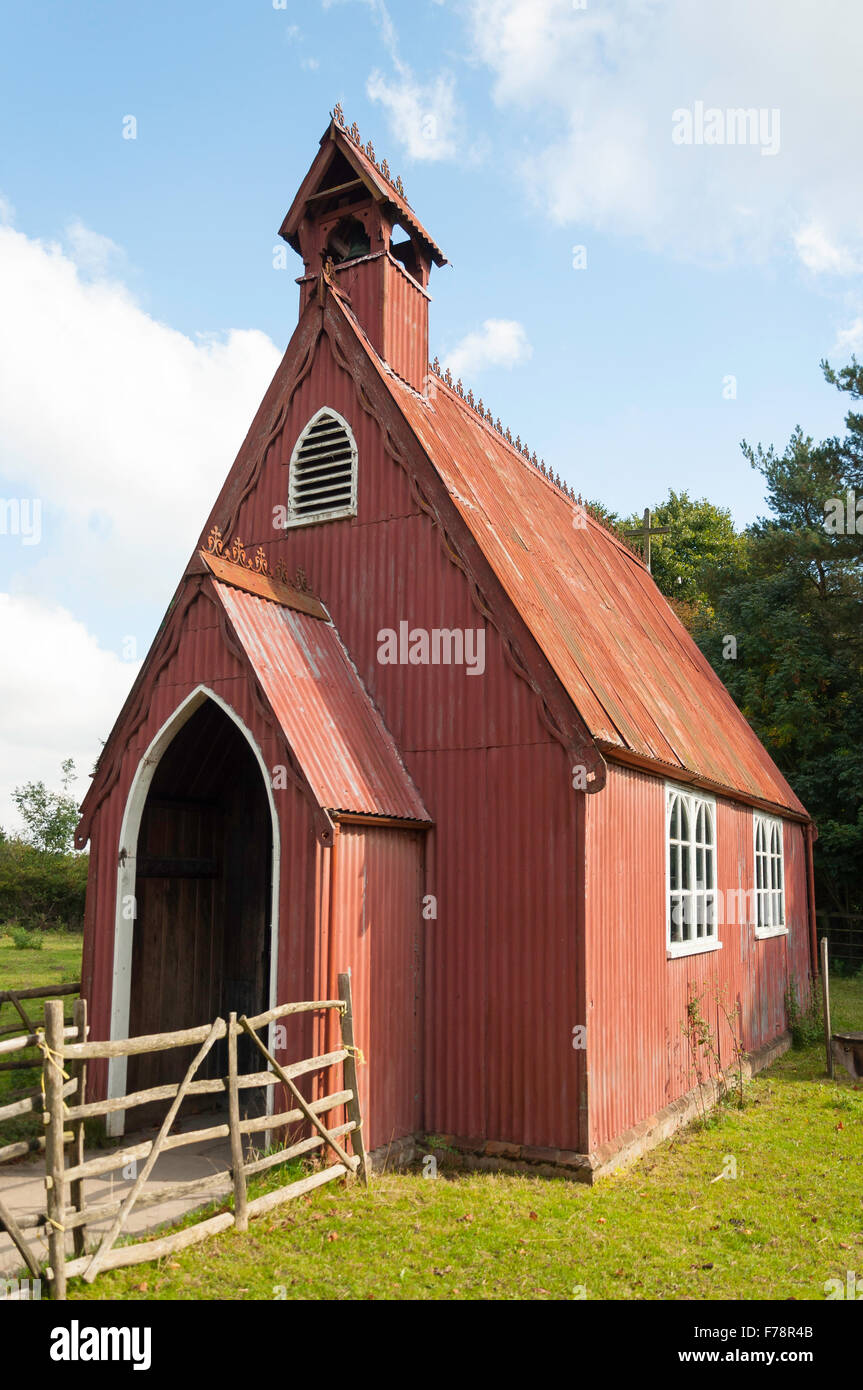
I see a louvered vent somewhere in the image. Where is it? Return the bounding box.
[288,410,357,525]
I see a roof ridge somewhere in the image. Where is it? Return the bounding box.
[427,358,644,564]
[332,103,410,206]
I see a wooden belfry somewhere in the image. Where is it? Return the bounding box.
[625,507,669,572]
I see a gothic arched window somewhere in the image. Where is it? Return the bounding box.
[287,408,358,527]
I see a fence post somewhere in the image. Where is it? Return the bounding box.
[228,1012,248,1232]
[820,937,834,1080]
[44,999,67,1300]
[70,997,87,1258]
[338,972,368,1186]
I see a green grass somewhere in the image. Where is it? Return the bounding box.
[0,928,82,1144]
[64,970,863,1303]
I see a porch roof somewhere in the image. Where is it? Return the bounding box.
[211,578,430,824]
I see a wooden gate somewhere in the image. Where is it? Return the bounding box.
[0,974,366,1299]
[0,985,83,1288]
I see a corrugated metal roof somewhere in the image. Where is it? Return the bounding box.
[368,356,806,817]
[211,579,430,823]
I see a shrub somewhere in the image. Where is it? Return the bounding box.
[0,837,88,931]
[785,975,823,1048]
[9,924,44,950]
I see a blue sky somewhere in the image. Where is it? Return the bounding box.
[1,0,861,825]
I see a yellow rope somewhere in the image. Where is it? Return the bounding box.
[343,1043,366,1066]
[34,1028,70,1111]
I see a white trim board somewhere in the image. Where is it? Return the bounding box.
[106,684,281,1137]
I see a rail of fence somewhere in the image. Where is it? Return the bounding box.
[0,981,81,1067]
[0,974,366,1299]
[818,913,863,971]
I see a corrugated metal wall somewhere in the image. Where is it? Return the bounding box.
[82,318,811,1159]
[585,763,811,1150]
[328,825,423,1151]
[225,329,586,1151]
[383,257,428,392]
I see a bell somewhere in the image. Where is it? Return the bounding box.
[348,234,370,258]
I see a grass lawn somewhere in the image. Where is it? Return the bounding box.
[62,972,863,1302]
[0,928,83,1144]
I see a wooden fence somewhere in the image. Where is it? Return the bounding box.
[0,973,366,1299]
[817,913,863,972]
[0,981,80,1071]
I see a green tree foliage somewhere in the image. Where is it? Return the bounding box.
[618,491,746,627]
[12,757,80,854]
[693,363,863,913]
[1,759,87,931]
[583,498,620,528]
[0,838,88,930]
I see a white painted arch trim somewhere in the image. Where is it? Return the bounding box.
[107,684,280,1136]
[286,405,358,529]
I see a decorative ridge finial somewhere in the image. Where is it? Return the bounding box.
[426,358,584,507]
[331,103,408,206]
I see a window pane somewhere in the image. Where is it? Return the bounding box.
[705,894,715,935]
[682,842,691,888]
[696,845,705,888]
[670,795,680,839]
[705,846,713,888]
[670,895,682,943]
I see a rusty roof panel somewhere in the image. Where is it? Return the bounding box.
[391,375,807,818]
[211,580,430,823]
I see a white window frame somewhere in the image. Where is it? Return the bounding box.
[665,783,721,959]
[753,812,787,938]
[285,406,358,529]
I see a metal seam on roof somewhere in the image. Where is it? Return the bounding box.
[211,580,431,824]
[352,335,807,817]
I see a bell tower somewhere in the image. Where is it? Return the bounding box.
[280,107,448,393]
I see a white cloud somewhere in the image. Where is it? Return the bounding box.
[444,318,533,376]
[301,56,320,70]
[0,594,141,833]
[834,316,863,356]
[367,68,458,161]
[0,223,281,609]
[794,224,859,276]
[0,222,282,827]
[0,193,14,226]
[65,219,125,278]
[464,0,863,268]
[325,0,462,161]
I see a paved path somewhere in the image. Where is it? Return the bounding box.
[0,1113,232,1279]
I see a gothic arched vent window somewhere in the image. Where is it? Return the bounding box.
[287,409,358,527]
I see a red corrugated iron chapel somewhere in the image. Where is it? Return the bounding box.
[77,111,816,1177]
